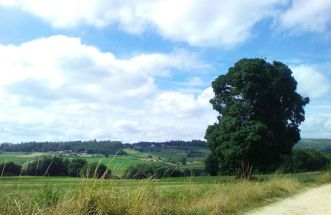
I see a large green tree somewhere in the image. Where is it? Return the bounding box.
[205,58,309,174]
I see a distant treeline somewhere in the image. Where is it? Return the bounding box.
[0,157,110,178]
[0,140,123,154]
[0,140,207,154]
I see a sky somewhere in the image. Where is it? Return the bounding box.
[0,0,330,143]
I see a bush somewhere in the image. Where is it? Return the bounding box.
[124,164,205,179]
[68,159,87,177]
[80,162,111,178]
[0,162,21,176]
[164,168,182,177]
[205,154,219,176]
[125,164,162,179]
[26,156,68,176]
[278,149,330,173]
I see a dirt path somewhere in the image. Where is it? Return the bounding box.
[247,183,331,215]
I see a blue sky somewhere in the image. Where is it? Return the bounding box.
[0,0,330,143]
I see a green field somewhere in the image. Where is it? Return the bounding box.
[1,139,331,214]
[1,138,331,176]
[1,172,331,215]
[0,148,206,176]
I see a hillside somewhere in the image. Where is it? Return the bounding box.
[295,139,331,152]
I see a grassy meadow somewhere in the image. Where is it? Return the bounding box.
[1,172,331,215]
[1,140,331,214]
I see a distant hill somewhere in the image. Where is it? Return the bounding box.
[0,140,208,155]
[295,139,331,153]
[1,138,330,154]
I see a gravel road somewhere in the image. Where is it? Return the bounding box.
[247,183,331,215]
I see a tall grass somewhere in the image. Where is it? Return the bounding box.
[3,174,331,215]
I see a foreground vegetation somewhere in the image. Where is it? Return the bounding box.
[1,138,331,214]
[1,172,331,215]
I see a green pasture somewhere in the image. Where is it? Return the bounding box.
[0,148,206,176]
[1,172,331,215]
[0,152,48,164]
[0,172,327,193]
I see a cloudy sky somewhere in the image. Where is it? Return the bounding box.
[0,0,330,143]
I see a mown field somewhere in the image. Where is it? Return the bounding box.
[1,172,331,215]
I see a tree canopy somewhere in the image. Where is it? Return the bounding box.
[0,162,21,176]
[205,153,219,176]
[205,58,309,174]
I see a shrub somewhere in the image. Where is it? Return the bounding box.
[164,168,182,177]
[80,162,111,178]
[68,158,87,177]
[125,164,160,179]
[0,162,21,176]
[26,156,67,176]
[205,153,219,176]
[124,164,205,179]
[278,149,330,173]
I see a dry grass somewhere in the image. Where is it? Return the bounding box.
[0,176,309,215]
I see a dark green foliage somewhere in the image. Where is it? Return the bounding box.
[180,157,186,165]
[124,164,201,179]
[205,154,218,176]
[164,168,182,177]
[205,58,309,174]
[26,156,68,176]
[124,164,166,179]
[25,157,112,178]
[0,162,21,176]
[67,158,87,177]
[117,148,128,155]
[80,162,111,178]
[279,149,330,173]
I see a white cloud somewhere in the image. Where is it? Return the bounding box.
[300,109,331,138]
[278,0,331,33]
[0,0,287,47]
[291,65,331,99]
[1,1,331,46]
[0,35,216,142]
[0,35,203,103]
[290,63,331,138]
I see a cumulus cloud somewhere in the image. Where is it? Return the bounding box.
[300,109,331,138]
[0,35,216,142]
[291,65,331,99]
[0,0,288,47]
[0,35,204,103]
[1,1,330,46]
[278,0,331,33]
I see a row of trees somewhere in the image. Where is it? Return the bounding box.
[1,157,204,179]
[204,149,331,176]
[0,162,22,176]
[26,157,111,178]
[124,163,204,179]
[0,157,110,178]
[0,140,123,154]
[0,140,207,155]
